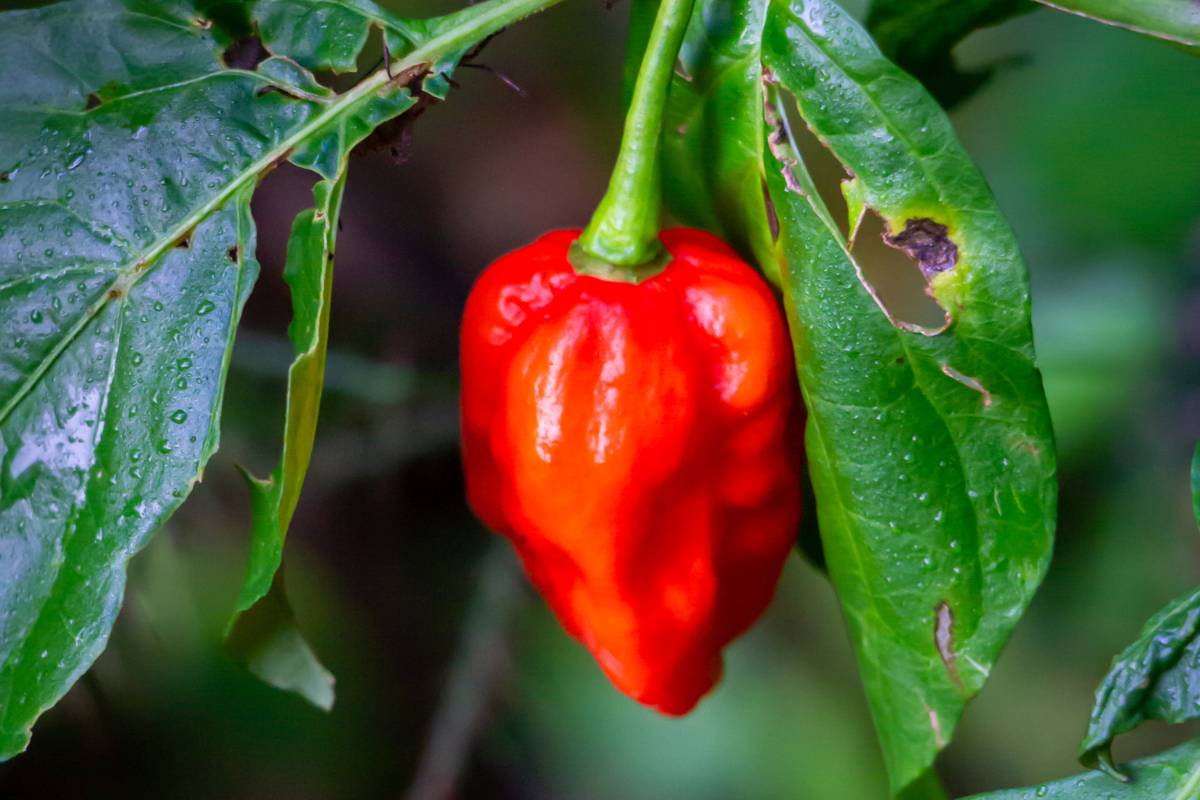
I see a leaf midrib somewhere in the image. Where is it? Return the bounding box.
[1,0,564,430]
[0,31,425,429]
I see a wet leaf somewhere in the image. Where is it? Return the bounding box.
[664,1,1056,791]
[966,738,1200,798]
[675,0,1054,792]
[1078,449,1200,777]
[0,0,563,758]
[1080,585,1200,777]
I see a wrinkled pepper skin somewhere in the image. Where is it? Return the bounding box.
[460,228,803,714]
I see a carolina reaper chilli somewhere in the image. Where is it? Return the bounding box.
[460,228,803,714]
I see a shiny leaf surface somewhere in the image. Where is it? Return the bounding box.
[1080,585,1200,777]
[966,738,1200,799]
[663,0,1057,791]
[662,0,782,283]
[0,0,562,758]
[1077,451,1200,777]
[758,0,1056,792]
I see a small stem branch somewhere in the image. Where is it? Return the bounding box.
[576,0,696,268]
[405,545,524,800]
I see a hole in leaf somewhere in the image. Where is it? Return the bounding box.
[780,101,850,239]
[854,211,949,331]
[84,93,101,111]
[227,245,239,262]
[761,179,780,242]
[222,35,269,70]
[780,96,948,332]
[314,22,390,92]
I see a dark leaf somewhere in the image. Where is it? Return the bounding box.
[966,738,1200,799]
[1080,585,1200,777]
[0,0,564,758]
[1079,447,1200,777]
[865,0,1036,107]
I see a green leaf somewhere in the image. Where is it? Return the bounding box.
[865,0,1036,107]
[231,152,351,622]
[662,0,782,283]
[1079,586,1200,776]
[1034,0,1200,50]
[1076,446,1200,777]
[0,0,563,759]
[756,0,1056,792]
[226,576,335,712]
[662,0,1056,790]
[225,125,358,714]
[1192,439,1200,529]
[966,738,1200,799]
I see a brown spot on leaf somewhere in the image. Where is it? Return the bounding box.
[935,601,963,690]
[762,92,806,195]
[884,218,957,278]
[928,708,946,748]
[255,84,306,101]
[227,245,239,262]
[1014,438,1042,458]
[192,16,213,30]
[391,62,430,88]
[252,147,294,184]
[762,179,780,242]
[107,288,124,300]
[85,93,101,111]
[174,236,190,249]
[222,36,269,71]
[941,364,992,406]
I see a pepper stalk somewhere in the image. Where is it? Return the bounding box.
[570,0,696,280]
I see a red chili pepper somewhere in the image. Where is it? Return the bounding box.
[460,228,803,714]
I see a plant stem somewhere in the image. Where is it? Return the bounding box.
[575,0,696,269]
[405,544,524,800]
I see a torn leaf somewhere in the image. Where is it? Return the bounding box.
[760,0,1057,793]
[227,577,335,711]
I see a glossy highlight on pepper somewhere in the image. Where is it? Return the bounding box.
[460,228,803,714]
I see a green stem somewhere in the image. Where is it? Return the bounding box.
[574,0,696,271]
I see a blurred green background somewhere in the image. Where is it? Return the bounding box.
[0,1,1197,798]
